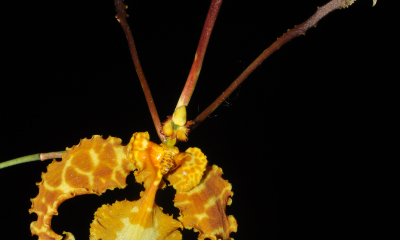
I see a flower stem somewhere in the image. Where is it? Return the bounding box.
[192,0,373,129]
[176,0,223,109]
[0,151,66,169]
[114,0,165,142]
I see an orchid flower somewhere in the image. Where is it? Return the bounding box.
[30,107,237,240]
[0,0,381,239]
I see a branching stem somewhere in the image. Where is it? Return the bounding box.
[192,0,374,129]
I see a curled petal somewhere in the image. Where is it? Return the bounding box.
[29,136,134,240]
[62,231,75,240]
[174,165,237,240]
[87,132,184,240]
[127,132,165,188]
[165,147,208,192]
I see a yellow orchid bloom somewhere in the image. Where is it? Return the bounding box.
[0,1,381,240]
[29,132,237,240]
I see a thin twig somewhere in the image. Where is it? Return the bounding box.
[176,0,223,108]
[192,0,376,130]
[114,0,165,142]
[0,151,66,169]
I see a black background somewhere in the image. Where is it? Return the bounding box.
[0,0,394,239]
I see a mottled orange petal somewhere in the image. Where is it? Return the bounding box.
[174,165,237,240]
[90,132,183,240]
[165,147,208,192]
[29,136,135,240]
[127,132,164,188]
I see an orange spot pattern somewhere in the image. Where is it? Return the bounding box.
[29,136,134,240]
[90,132,183,240]
[174,165,237,240]
[165,148,208,192]
[29,132,236,240]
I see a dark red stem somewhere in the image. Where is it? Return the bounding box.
[115,0,165,142]
[176,0,223,108]
[192,0,358,129]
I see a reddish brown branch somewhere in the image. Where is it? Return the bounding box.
[176,0,223,108]
[114,0,165,142]
[192,0,367,130]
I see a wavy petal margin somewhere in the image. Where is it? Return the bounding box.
[90,132,183,240]
[29,132,236,240]
[90,199,182,240]
[174,165,237,240]
[29,136,135,240]
[165,147,208,192]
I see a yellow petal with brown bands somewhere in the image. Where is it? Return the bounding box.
[84,131,184,240]
[174,165,237,240]
[29,136,135,240]
[127,132,166,187]
[91,132,183,240]
[90,199,182,240]
[165,147,208,192]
